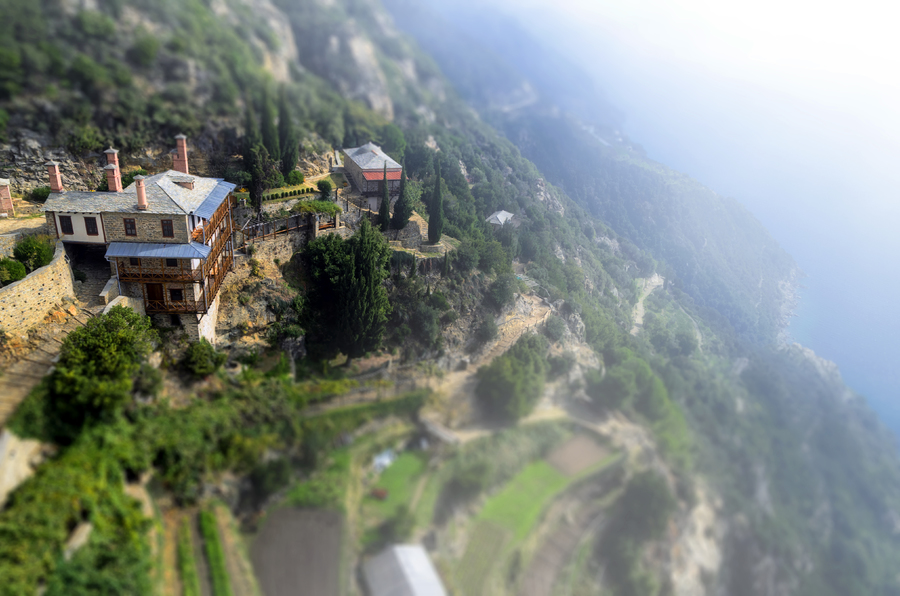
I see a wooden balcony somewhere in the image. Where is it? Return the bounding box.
[145,299,206,314]
[118,266,203,283]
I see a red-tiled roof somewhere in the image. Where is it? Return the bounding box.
[362,170,402,181]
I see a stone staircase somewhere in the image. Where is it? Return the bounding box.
[0,301,101,427]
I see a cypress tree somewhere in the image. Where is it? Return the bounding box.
[378,164,391,232]
[341,219,392,360]
[242,107,261,171]
[428,158,443,244]
[278,87,300,178]
[391,159,412,230]
[261,86,280,162]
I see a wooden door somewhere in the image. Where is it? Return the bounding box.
[146,283,164,302]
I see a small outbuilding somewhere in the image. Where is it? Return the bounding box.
[363,544,447,596]
[485,210,514,228]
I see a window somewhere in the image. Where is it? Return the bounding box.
[166,258,178,268]
[169,288,184,302]
[124,218,137,236]
[129,257,140,267]
[161,219,174,238]
[59,215,73,235]
[84,217,98,236]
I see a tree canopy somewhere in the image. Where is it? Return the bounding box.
[378,164,391,232]
[391,160,413,230]
[427,157,443,244]
[302,219,391,361]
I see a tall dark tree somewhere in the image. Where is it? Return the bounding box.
[242,107,261,171]
[378,164,391,232]
[278,86,299,178]
[249,144,277,217]
[261,86,280,162]
[302,219,391,362]
[428,158,443,244]
[391,159,413,230]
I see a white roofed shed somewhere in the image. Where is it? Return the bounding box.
[363,544,447,596]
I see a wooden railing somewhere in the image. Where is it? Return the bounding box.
[145,299,205,314]
[119,267,203,283]
[238,213,310,246]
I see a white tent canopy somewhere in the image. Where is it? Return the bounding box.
[485,210,514,226]
[363,544,447,596]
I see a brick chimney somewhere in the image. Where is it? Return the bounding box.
[46,161,64,193]
[135,175,148,210]
[104,164,123,192]
[173,134,189,175]
[104,147,119,168]
[0,178,13,215]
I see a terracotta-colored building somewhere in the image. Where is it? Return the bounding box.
[0,178,14,217]
[41,136,235,341]
[342,142,402,202]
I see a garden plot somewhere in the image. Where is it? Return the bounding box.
[546,434,609,477]
[455,521,511,596]
[251,508,343,596]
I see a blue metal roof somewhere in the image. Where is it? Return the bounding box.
[105,241,211,260]
[194,180,235,220]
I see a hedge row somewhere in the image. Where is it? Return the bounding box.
[199,509,233,596]
[266,187,319,200]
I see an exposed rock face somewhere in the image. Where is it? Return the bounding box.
[210,0,299,83]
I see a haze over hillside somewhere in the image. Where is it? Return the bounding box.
[402,0,900,438]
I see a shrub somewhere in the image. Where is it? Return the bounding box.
[30,186,51,203]
[287,170,304,186]
[316,178,333,199]
[0,258,26,284]
[183,339,226,378]
[130,33,160,68]
[14,235,54,272]
[544,315,567,342]
[487,273,517,310]
[133,363,162,398]
[410,303,441,349]
[72,268,88,282]
[476,317,498,343]
[476,334,548,421]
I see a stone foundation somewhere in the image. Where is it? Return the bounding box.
[0,241,75,335]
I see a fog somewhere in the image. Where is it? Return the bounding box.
[434,0,900,435]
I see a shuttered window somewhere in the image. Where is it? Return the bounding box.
[59,216,73,235]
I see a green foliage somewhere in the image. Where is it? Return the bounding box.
[260,86,280,161]
[316,178,333,199]
[292,199,342,217]
[475,316,498,343]
[183,339,227,378]
[410,302,441,349]
[0,257,26,284]
[48,306,156,440]
[302,219,391,360]
[199,509,233,596]
[487,272,517,311]
[379,123,406,160]
[13,234,54,271]
[29,186,50,202]
[427,158,443,243]
[379,164,391,232]
[544,315,567,342]
[391,164,415,230]
[0,430,153,596]
[129,31,160,68]
[476,334,548,421]
[288,450,351,509]
[133,363,163,398]
[286,170,304,186]
[177,519,201,596]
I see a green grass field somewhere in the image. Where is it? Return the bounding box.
[366,452,427,518]
[478,461,569,542]
[455,521,510,596]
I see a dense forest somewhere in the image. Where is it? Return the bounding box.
[1,0,899,595]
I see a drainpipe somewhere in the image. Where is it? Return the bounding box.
[111,258,122,298]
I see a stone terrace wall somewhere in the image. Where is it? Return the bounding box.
[0,234,19,258]
[0,241,75,334]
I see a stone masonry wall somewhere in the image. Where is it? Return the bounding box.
[0,241,75,334]
[102,212,189,243]
[0,234,19,258]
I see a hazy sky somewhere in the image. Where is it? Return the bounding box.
[480,0,900,429]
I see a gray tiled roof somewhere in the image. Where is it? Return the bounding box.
[42,171,236,218]
[345,143,402,170]
[106,241,212,259]
[363,545,447,596]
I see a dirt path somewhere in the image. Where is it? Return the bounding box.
[214,504,261,596]
[630,273,664,336]
[0,430,45,507]
[0,215,47,236]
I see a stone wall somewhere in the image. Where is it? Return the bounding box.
[103,295,145,316]
[102,212,189,243]
[0,241,75,334]
[0,234,20,258]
